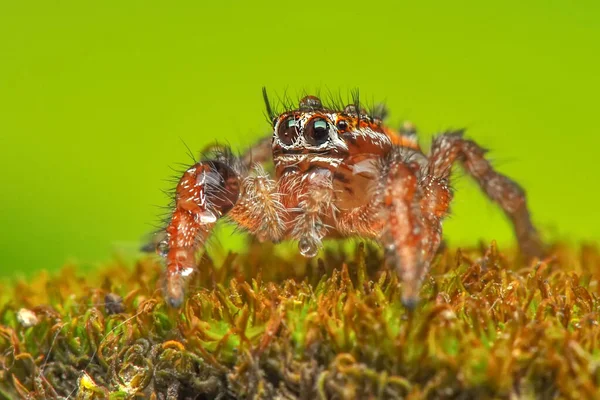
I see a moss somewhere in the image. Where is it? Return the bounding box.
[1,241,599,399]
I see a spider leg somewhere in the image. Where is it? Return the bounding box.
[411,173,452,294]
[240,135,273,168]
[428,131,543,259]
[162,151,242,307]
[335,150,448,308]
[228,164,287,243]
[380,153,435,308]
[336,163,386,239]
[162,135,276,307]
[336,201,383,239]
[200,135,273,170]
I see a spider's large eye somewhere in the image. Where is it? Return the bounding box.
[277,116,300,145]
[304,118,330,146]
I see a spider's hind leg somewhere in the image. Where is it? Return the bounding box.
[428,131,543,259]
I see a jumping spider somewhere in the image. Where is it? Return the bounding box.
[158,89,543,308]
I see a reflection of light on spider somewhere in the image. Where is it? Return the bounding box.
[157,89,543,309]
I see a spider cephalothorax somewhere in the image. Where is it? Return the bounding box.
[158,89,543,308]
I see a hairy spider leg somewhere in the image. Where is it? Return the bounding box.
[380,129,542,308]
[381,154,432,308]
[163,160,241,307]
[428,131,543,259]
[164,146,289,307]
[228,164,287,243]
[240,136,273,168]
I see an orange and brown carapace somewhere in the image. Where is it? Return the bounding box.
[157,89,544,308]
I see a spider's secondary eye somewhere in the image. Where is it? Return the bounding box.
[305,117,330,146]
[336,120,348,131]
[277,116,300,145]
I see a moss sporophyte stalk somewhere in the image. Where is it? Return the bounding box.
[1,241,599,399]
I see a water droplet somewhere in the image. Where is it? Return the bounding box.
[156,240,169,258]
[298,237,319,258]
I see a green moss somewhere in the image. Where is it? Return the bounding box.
[1,241,599,399]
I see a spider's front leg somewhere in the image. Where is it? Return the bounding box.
[162,157,242,307]
[162,147,286,307]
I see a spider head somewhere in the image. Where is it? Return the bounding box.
[271,95,351,171]
[264,90,408,174]
[273,96,348,150]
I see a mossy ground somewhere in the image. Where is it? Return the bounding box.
[1,240,599,399]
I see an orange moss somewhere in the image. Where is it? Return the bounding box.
[0,241,599,399]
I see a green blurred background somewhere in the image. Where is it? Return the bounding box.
[1,1,598,278]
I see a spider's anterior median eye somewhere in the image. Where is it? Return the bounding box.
[277,116,300,145]
[305,117,330,146]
